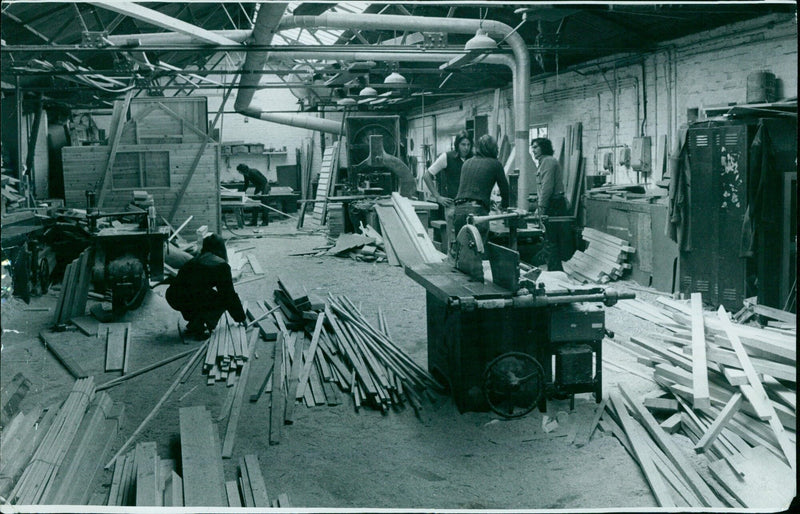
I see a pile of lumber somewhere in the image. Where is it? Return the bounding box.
[373,193,444,268]
[562,227,634,283]
[734,296,796,330]
[52,248,93,326]
[603,293,796,509]
[204,313,250,385]
[244,284,445,446]
[1,173,25,211]
[293,223,390,263]
[3,378,125,505]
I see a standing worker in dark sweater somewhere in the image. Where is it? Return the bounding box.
[531,137,568,271]
[452,134,510,243]
[236,163,271,225]
[166,234,246,340]
[423,131,472,252]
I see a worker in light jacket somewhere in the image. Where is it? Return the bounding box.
[166,233,246,340]
[236,163,271,226]
[531,137,568,271]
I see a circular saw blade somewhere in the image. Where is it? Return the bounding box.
[453,224,485,282]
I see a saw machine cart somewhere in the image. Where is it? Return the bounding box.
[405,212,632,417]
[408,264,610,416]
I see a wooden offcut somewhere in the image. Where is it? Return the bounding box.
[179,406,226,506]
[690,293,711,412]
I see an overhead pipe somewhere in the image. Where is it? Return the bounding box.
[257,112,342,134]
[277,13,531,208]
[234,2,290,115]
[106,29,252,46]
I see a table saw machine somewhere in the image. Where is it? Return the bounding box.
[405,210,633,417]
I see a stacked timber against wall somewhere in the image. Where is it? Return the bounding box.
[61,97,220,235]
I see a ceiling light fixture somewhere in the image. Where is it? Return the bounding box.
[359,86,378,97]
[464,28,497,51]
[383,72,407,85]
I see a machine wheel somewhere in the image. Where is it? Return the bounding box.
[108,255,148,315]
[482,352,545,419]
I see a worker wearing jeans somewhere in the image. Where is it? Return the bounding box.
[531,137,569,271]
[452,135,510,246]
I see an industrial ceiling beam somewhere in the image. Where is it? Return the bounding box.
[89,1,242,46]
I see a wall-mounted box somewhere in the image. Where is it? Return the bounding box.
[631,136,652,173]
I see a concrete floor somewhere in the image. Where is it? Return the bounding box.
[0,218,674,509]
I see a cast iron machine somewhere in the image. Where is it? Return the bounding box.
[86,191,168,315]
[406,211,634,418]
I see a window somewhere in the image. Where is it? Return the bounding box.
[529,124,548,160]
[112,151,170,189]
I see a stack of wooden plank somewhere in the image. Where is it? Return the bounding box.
[107,443,184,507]
[3,378,127,505]
[228,454,270,507]
[204,313,250,385]
[562,227,634,283]
[734,296,796,330]
[603,294,796,509]
[373,193,444,268]
[52,248,93,326]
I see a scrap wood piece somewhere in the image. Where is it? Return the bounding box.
[608,393,676,508]
[573,398,608,447]
[617,385,725,508]
[694,392,743,453]
[690,293,711,412]
[269,332,286,446]
[71,315,100,337]
[225,480,242,507]
[134,441,160,507]
[179,406,226,507]
[325,233,375,256]
[708,445,795,509]
[103,322,131,372]
[374,204,424,267]
[716,307,796,471]
[243,455,270,508]
[246,254,263,275]
[39,331,88,379]
[295,313,326,401]
[221,329,257,458]
[1,373,31,423]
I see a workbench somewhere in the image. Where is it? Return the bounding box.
[583,196,677,292]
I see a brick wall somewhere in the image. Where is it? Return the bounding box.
[408,13,797,187]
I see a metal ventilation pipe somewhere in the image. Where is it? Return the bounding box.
[257,112,342,133]
[234,2,291,115]
[278,13,532,208]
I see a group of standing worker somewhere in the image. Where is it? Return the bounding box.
[423,132,567,271]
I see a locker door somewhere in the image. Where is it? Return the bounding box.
[681,127,718,300]
[715,125,748,310]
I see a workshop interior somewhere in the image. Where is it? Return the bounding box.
[0,1,797,510]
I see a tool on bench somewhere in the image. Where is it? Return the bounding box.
[406,213,634,418]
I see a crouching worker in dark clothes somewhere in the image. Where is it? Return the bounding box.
[452,134,510,245]
[166,234,246,339]
[236,163,271,226]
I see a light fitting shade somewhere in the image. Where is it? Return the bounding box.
[384,72,407,85]
[336,97,357,106]
[464,29,497,51]
[359,86,378,97]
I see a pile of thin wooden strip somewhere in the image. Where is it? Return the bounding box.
[52,247,93,326]
[204,313,250,385]
[246,291,445,446]
[606,294,796,509]
[4,378,125,505]
[562,227,634,283]
[373,192,444,268]
[107,442,183,507]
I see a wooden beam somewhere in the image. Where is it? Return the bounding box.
[716,307,796,471]
[694,392,742,453]
[96,90,133,207]
[608,394,676,508]
[690,293,711,412]
[618,385,725,508]
[90,1,242,45]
